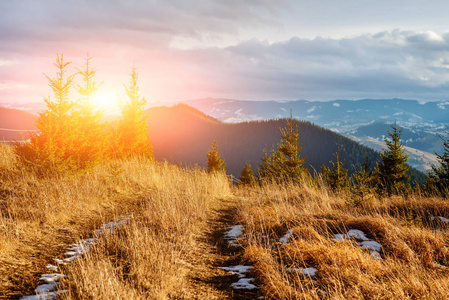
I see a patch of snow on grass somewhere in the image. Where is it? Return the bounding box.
[221,265,253,278]
[224,225,244,247]
[222,264,257,290]
[20,282,67,300]
[280,229,294,245]
[46,265,58,272]
[332,234,347,241]
[333,229,382,259]
[286,267,317,276]
[430,215,449,223]
[52,258,66,265]
[370,251,382,260]
[39,274,66,284]
[360,241,382,252]
[347,229,369,241]
[439,216,449,222]
[63,256,77,262]
[231,278,257,290]
[224,225,243,239]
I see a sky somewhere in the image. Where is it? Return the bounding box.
[3,0,449,108]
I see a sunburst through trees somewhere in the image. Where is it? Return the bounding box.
[15,54,153,173]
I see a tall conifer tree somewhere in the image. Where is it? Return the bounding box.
[375,121,411,195]
[425,132,449,195]
[325,150,348,192]
[207,140,226,173]
[258,110,305,183]
[349,156,373,206]
[240,162,256,186]
[114,66,153,158]
[16,54,77,172]
[73,53,108,167]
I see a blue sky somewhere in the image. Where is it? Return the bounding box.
[2,0,449,104]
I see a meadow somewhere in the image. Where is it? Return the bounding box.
[2,143,449,299]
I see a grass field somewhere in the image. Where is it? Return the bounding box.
[2,143,449,299]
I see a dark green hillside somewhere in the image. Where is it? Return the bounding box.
[147,105,425,183]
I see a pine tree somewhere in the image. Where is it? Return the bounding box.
[240,162,256,186]
[325,150,348,192]
[15,54,77,172]
[258,146,280,180]
[73,53,108,168]
[349,156,373,206]
[375,121,411,195]
[207,140,226,173]
[258,110,305,183]
[114,66,153,158]
[425,132,449,195]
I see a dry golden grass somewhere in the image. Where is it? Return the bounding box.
[0,144,231,299]
[235,179,449,299]
[5,139,449,299]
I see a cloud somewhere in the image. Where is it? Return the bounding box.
[185,30,449,100]
[0,0,284,52]
[2,1,449,103]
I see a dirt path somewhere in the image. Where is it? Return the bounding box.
[184,196,261,299]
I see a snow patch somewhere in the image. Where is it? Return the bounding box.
[39,274,66,284]
[231,278,257,290]
[347,229,370,241]
[280,229,294,245]
[332,229,382,259]
[439,216,449,222]
[286,267,317,276]
[222,265,257,290]
[46,265,58,272]
[360,240,382,252]
[370,251,382,260]
[224,225,244,247]
[430,215,449,222]
[221,265,253,278]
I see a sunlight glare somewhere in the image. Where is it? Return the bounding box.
[91,92,120,115]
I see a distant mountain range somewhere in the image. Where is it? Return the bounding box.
[146,104,425,184]
[2,97,446,175]
[183,98,449,171]
[183,98,449,132]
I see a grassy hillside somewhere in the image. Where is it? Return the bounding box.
[2,143,449,299]
[0,144,231,298]
[0,107,36,141]
[234,180,449,299]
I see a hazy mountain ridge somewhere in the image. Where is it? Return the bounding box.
[0,107,36,141]
[0,102,431,178]
[146,104,425,183]
[183,98,449,172]
[184,98,449,132]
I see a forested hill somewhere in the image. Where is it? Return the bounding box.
[147,104,425,183]
[0,107,36,141]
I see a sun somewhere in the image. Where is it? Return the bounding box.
[90,92,120,115]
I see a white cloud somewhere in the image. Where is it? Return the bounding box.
[3,2,449,102]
